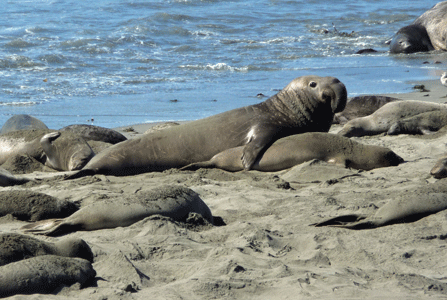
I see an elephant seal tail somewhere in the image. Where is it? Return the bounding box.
[311,214,373,230]
[21,218,65,236]
[180,161,215,171]
[64,169,96,180]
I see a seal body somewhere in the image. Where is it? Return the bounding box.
[0,255,95,297]
[182,132,403,172]
[22,185,213,236]
[59,124,127,144]
[0,167,31,186]
[68,76,347,177]
[0,233,93,266]
[0,114,48,135]
[387,110,447,135]
[338,100,447,137]
[389,2,447,53]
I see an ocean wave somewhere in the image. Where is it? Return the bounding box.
[179,63,248,72]
[0,101,38,107]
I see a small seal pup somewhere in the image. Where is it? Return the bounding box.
[338,100,447,137]
[313,192,447,229]
[389,2,447,53]
[0,114,48,135]
[387,110,447,135]
[21,185,213,236]
[0,255,95,297]
[181,132,404,172]
[65,75,347,178]
[0,233,93,266]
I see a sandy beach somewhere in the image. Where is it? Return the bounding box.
[3,79,447,299]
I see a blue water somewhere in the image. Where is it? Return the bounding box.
[1,0,446,129]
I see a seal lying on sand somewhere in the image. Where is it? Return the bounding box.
[59,124,127,144]
[0,255,95,298]
[0,167,31,186]
[0,190,78,221]
[389,2,447,53]
[182,132,403,172]
[65,75,347,178]
[313,192,447,229]
[22,185,213,236]
[333,95,400,124]
[430,154,447,179]
[0,233,93,266]
[0,114,48,135]
[338,100,447,137]
[387,110,447,135]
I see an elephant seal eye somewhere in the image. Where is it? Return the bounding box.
[309,81,317,88]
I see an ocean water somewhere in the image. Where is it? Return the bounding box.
[1,0,446,129]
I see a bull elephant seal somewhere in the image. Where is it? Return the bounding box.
[0,114,48,135]
[338,100,447,137]
[0,167,31,186]
[65,75,347,178]
[0,233,93,266]
[21,185,213,236]
[313,192,447,229]
[182,132,403,172]
[59,124,127,144]
[0,255,95,297]
[387,110,447,135]
[389,2,447,53]
[41,131,94,171]
[333,95,400,124]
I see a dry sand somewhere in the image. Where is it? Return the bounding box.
[3,79,447,299]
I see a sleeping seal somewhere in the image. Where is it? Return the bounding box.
[0,114,48,135]
[21,185,213,236]
[387,110,447,135]
[182,132,403,172]
[389,2,447,53]
[66,75,347,178]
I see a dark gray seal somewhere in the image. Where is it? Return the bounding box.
[0,255,95,298]
[333,95,400,125]
[0,114,48,135]
[59,124,127,144]
[0,190,78,221]
[387,110,447,135]
[0,167,31,186]
[389,2,447,53]
[313,192,447,229]
[22,185,213,236]
[0,233,93,266]
[338,100,447,137]
[182,132,403,172]
[66,75,347,178]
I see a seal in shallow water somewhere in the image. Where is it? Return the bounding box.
[65,75,347,178]
[338,100,447,137]
[21,185,213,236]
[181,132,403,172]
[389,2,447,53]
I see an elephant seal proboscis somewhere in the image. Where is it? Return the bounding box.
[389,2,447,53]
[21,185,213,236]
[338,100,447,137]
[65,75,347,178]
[0,190,78,221]
[0,114,48,135]
[333,95,400,125]
[313,192,447,229]
[0,167,31,186]
[41,131,94,171]
[0,255,95,298]
[59,124,127,144]
[0,130,95,171]
[0,233,93,266]
[387,110,447,135]
[181,132,404,172]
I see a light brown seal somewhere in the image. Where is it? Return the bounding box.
[66,75,347,178]
[387,110,447,135]
[0,255,95,297]
[389,2,447,53]
[0,233,93,266]
[181,132,404,172]
[338,100,447,137]
[0,114,48,135]
[21,185,213,236]
[313,192,447,229]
